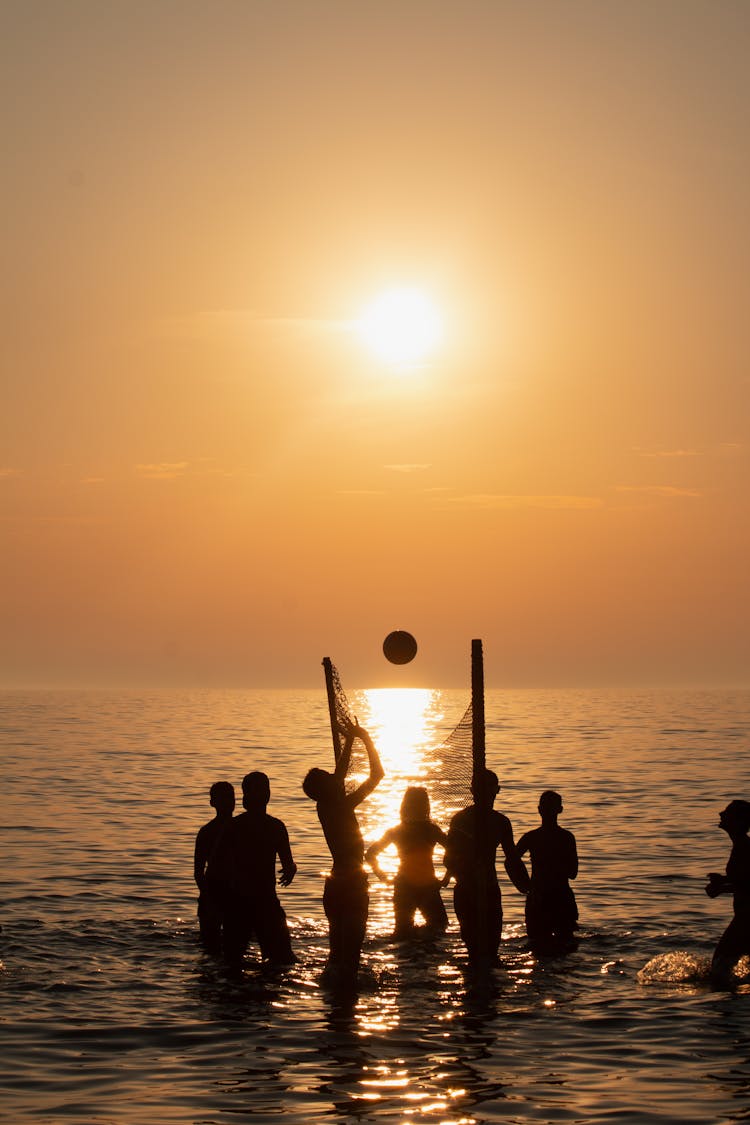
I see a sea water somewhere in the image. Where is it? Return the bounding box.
[1,687,749,1124]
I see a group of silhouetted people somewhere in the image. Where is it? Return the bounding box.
[194,717,585,981]
[194,721,750,985]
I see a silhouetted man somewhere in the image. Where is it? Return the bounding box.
[517,790,579,954]
[706,799,750,983]
[223,771,297,967]
[303,717,383,982]
[194,781,236,953]
[443,768,529,966]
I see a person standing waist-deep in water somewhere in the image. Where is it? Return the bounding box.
[443,768,529,967]
[516,790,579,955]
[193,781,236,954]
[222,771,297,967]
[705,799,750,983]
[303,717,383,983]
[366,786,448,940]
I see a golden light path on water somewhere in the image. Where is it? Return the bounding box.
[353,688,448,871]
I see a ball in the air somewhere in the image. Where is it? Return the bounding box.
[383,630,418,665]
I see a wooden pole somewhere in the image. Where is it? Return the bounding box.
[322,657,341,765]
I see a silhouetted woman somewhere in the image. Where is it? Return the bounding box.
[366,786,448,939]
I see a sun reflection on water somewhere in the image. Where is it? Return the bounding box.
[350,688,447,841]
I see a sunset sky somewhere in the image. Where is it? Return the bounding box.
[3,1,749,689]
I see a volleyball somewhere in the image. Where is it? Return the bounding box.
[383,630,418,665]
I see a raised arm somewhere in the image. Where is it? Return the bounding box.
[348,724,384,807]
[333,719,357,783]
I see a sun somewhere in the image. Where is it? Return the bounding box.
[356,286,443,368]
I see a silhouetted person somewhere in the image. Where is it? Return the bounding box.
[303,718,384,982]
[222,771,297,967]
[705,799,750,982]
[194,781,236,953]
[443,768,529,966]
[517,790,579,954]
[366,786,448,940]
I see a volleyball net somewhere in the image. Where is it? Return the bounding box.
[321,639,486,810]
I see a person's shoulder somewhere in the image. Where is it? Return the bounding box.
[195,819,214,844]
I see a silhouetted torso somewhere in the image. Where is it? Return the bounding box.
[316,788,365,876]
[445,806,515,886]
[382,820,445,886]
[226,810,295,899]
[517,824,578,893]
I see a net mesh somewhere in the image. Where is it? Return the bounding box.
[322,658,369,790]
[432,699,474,815]
[323,643,484,813]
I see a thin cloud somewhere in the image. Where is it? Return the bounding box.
[446,493,603,510]
[634,447,700,458]
[136,462,189,480]
[615,485,704,498]
[0,468,21,478]
[336,489,387,496]
[384,463,431,473]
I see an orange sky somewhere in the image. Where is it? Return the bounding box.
[2,2,749,688]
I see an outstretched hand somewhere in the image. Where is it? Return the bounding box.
[278,865,297,887]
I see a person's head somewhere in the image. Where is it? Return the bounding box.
[400,786,430,822]
[209,781,235,817]
[538,790,563,818]
[719,799,750,837]
[471,768,500,809]
[302,767,338,802]
[242,771,270,812]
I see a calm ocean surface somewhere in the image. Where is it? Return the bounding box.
[1,686,749,1124]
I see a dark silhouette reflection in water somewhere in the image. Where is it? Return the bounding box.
[312,943,511,1123]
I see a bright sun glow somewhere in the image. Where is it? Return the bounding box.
[356,287,443,367]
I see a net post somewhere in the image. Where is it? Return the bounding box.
[322,657,340,765]
[471,639,486,782]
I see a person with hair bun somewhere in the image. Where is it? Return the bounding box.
[706,799,750,982]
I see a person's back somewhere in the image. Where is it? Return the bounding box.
[193,781,235,953]
[517,790,578,954]
[223,771,297,966]
[443,769,528,966]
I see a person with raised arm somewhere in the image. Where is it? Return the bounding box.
[303,717,384,982]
